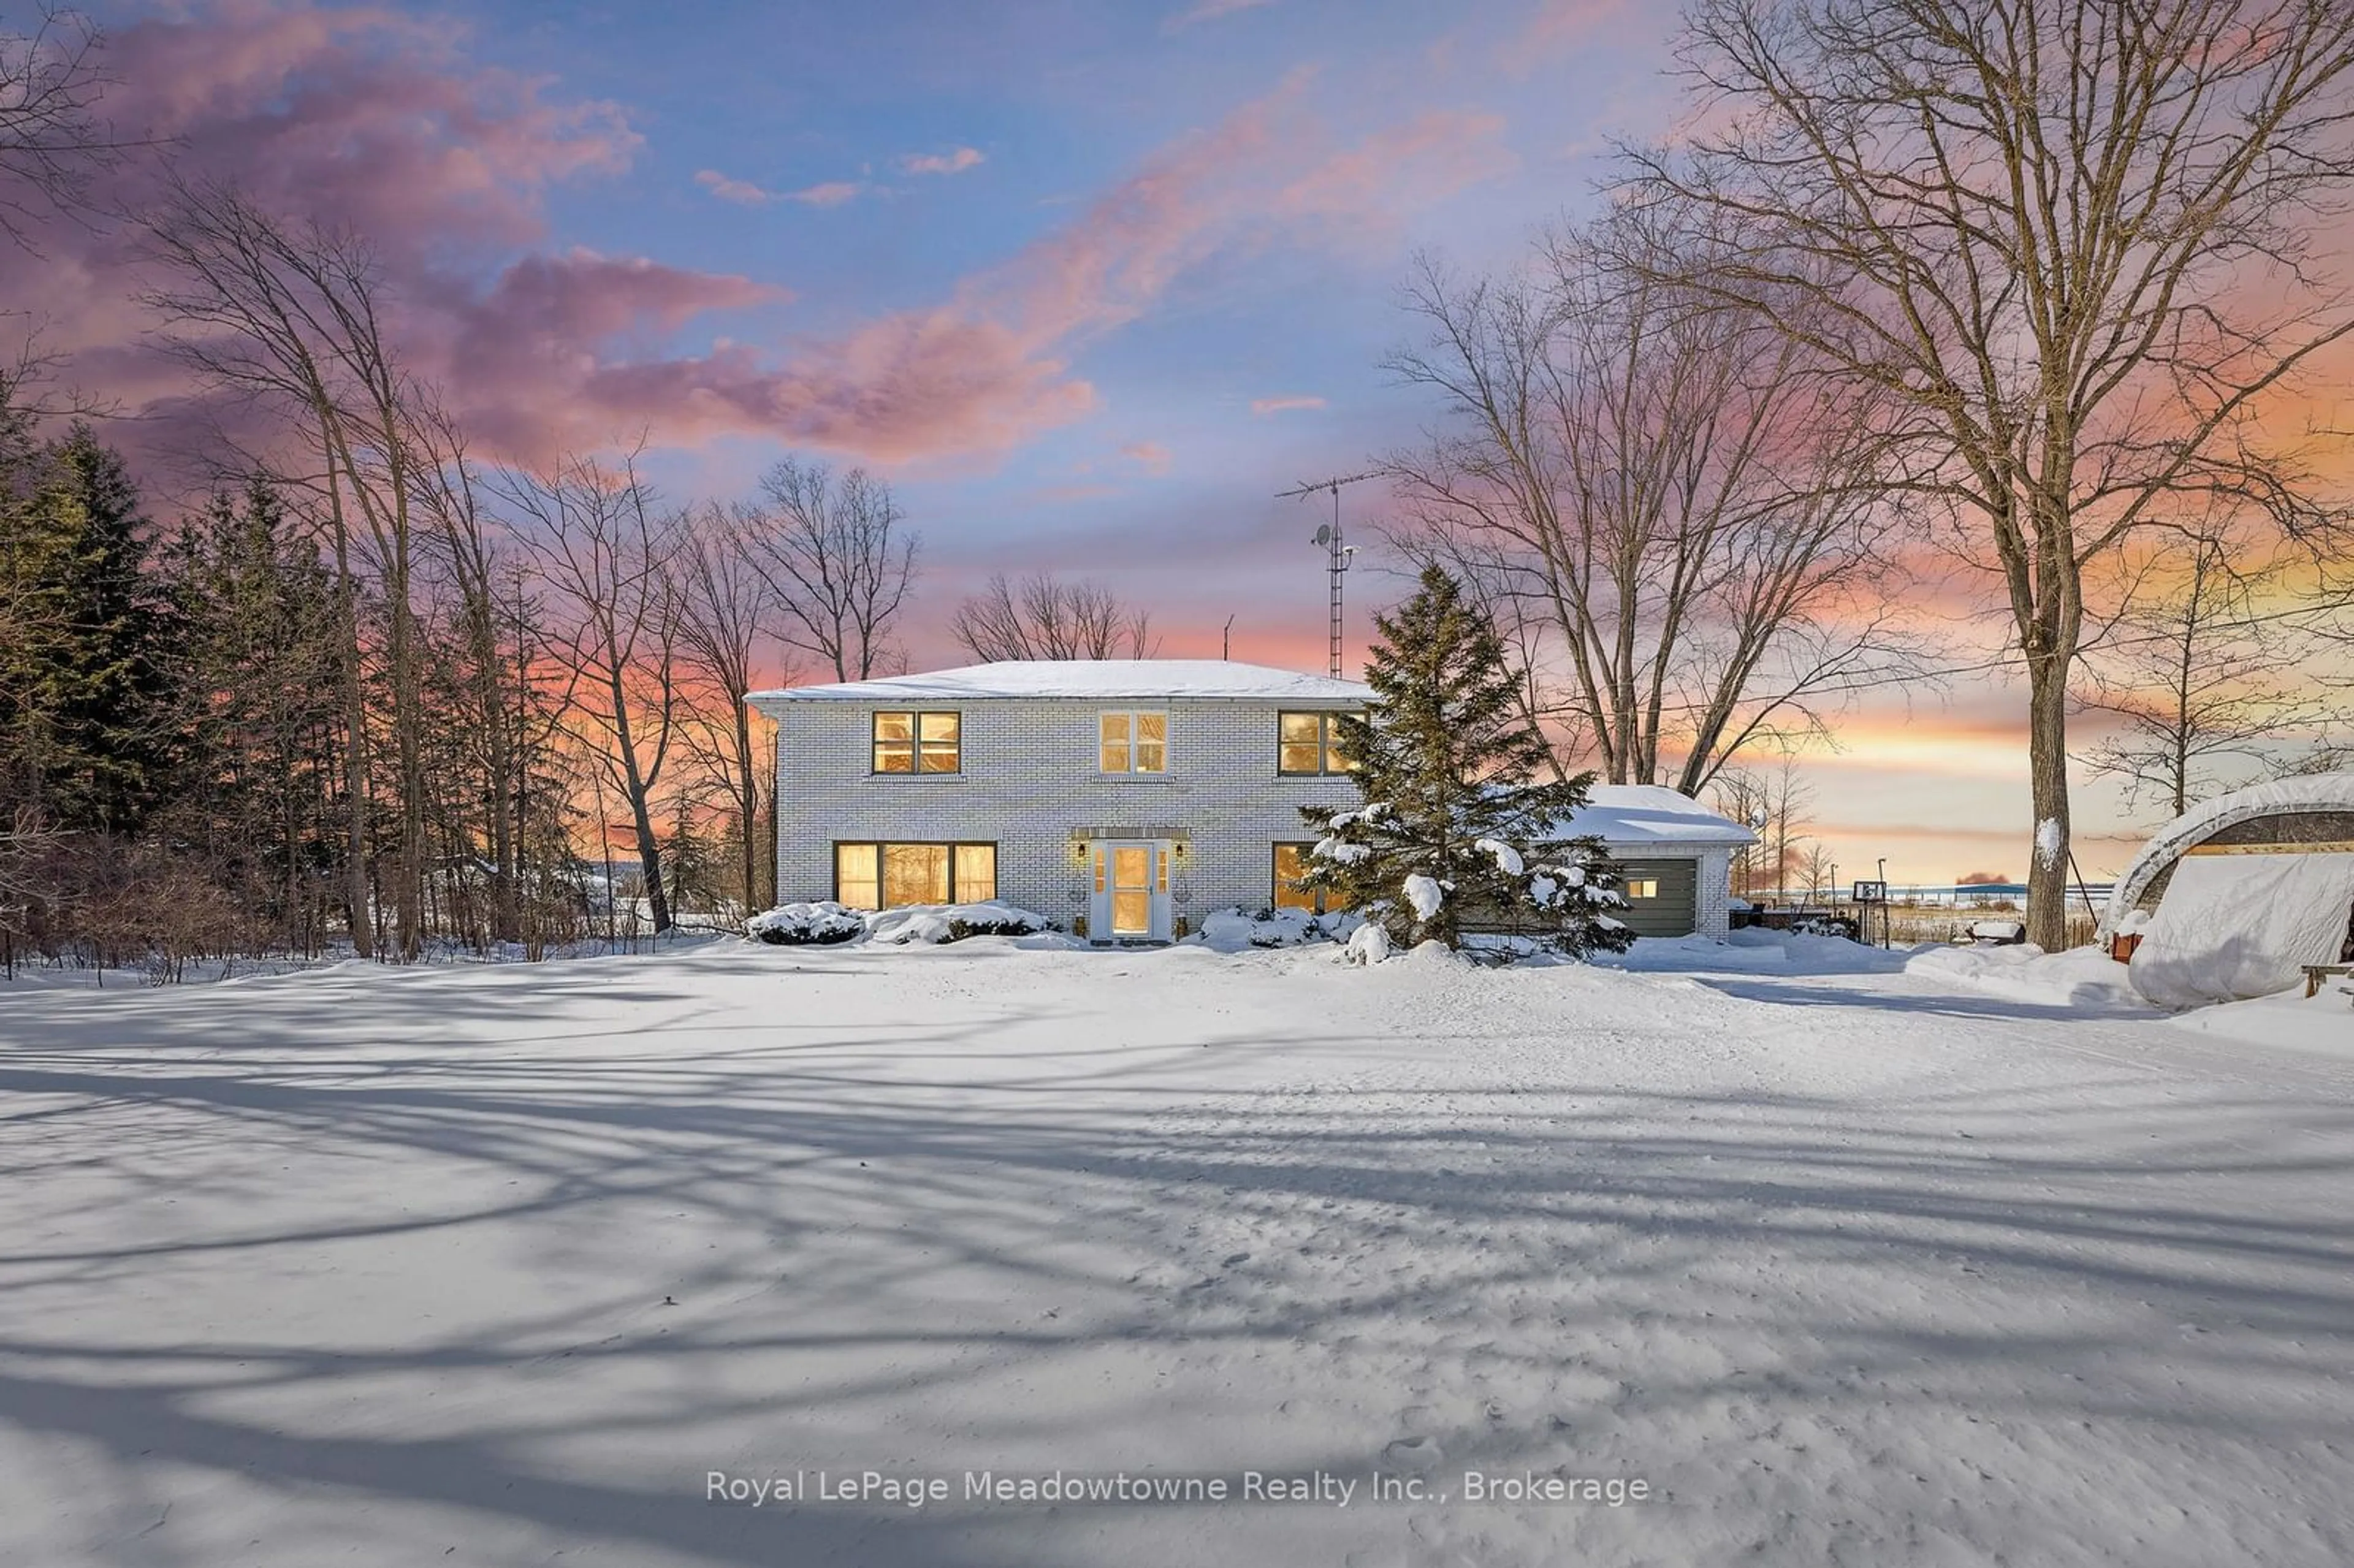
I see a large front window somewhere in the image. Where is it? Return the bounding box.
[1272,842,1349,914]
[834,841,997,909]
[1278,710,1356,775]
[1100,711,1168,774]
[873,710,960,774]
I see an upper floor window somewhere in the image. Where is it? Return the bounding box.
[873,710,960,774]
[1100,711,1168,774]
[1278,710,1356,775]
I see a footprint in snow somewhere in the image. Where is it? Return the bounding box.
[1382,1435,1444,1472]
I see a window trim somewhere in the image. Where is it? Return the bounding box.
[870,709,962,775]
[1277,709,1357,777]
[831,839,999,909]
[1097,709,1170,775]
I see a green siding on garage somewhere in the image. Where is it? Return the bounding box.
[1614,858,1699,937]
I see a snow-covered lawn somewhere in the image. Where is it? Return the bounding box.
[4,936,2352,1566]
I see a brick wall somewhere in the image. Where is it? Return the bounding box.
[765,698,1364,926]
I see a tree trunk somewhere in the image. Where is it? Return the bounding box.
[2024,650,2072,951]
[328,497,373,958]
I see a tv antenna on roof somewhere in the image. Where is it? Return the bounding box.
[1276,471,1375,677]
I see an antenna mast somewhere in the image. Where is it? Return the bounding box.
[1276,471,1376,677]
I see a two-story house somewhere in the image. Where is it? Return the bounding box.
[748,658,1754,943]
[748,660,1374,942]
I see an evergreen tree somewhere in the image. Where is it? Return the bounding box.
[0,424,175,834]
[1300,565,1632,958]
[163,482,346,940]
[664,794,715,922]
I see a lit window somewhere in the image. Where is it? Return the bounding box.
[954,843,997,903]
[1278,711,1357,775]
[1100,711,1168,773]
[836,843,880,910]
[872,711,960,774]
[882,843,950,906]
[832,840,996,909]
[1272,842,1350,914]
[1625,878,1659,900]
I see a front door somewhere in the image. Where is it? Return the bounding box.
[1091,840,1171,942]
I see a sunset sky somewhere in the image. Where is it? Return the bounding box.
[23,0,2345,884]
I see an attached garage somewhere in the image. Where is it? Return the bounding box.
[2101,773,2354,1007]
[1612,858,1701,938]
[1548,786,1755,940]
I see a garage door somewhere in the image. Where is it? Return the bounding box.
[1613,858,1697,937]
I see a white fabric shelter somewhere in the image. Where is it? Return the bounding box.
[2128,851,2354,1008]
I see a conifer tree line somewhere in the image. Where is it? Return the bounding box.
[0,381,929,973]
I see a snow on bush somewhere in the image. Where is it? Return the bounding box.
[867,902,1051,946]
[1196,906,1357,951]
[746,902,866,945]
[1401,873,1446,921]
[1346,922,1393,965]
[1474,837,1524,877]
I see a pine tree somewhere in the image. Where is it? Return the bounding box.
[162,482,346,943]
[0,424,175,834]
[1300,564,1632,958]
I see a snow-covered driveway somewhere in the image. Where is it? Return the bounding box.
[3,938,2351,1566]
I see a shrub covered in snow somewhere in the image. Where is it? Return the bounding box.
[867,902,1051,946]
[1295,565,1635,961]
[746,902,866,945]
[1195,906,1355,950]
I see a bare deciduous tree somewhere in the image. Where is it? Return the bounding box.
[674,500,796,916]
[739,459,917,682]
[1627,0,2354,945]
[0,7,118,249]
[1387,216,1918,798]
[2077,528,2328,817]
[500,450,684,935]
[950,571,1159,662]
[142,178,436,956]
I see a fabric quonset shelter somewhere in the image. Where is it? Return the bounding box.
[2100,773,2354,1008]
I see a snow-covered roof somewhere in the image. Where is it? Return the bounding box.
[1551,784,1758,848]
[2101,771,2354,935]
[749,660,1373,704]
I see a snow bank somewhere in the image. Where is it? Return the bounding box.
[2170,984,2354,1059]
[746,902,866,946]
[1907,942,2149,1013]
[866,902,1052,946]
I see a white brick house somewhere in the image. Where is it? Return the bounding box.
[747,661,1373,942]
[746,660,1753,943]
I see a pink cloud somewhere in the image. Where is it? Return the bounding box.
[1164,0,1278,34]
[695,170,872,207]
[695,169,774,205]
[6,2,1522,475]
[1251,394,1326,415]
[1119,440,1174,475]
[899,147,985,177]
[1277,109,1515,219]
[783,180,870,207]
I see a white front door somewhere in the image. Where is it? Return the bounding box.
[1091,840,1172,942]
